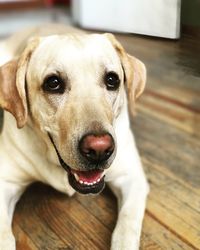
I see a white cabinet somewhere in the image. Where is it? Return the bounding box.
[72,0,181,39]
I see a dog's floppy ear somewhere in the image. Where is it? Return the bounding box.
[0,38,38,128]
[105,33,146,116]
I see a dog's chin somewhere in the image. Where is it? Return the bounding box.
[67,167,105,195]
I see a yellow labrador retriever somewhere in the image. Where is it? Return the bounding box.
[0,25,149,250]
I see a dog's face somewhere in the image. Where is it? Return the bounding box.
[27,34,124,193]
[0,33,146,194]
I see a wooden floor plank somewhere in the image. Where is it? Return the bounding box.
[14,205,69,249]
[52,198,112,249]
[147,198,200,249]
[141,155,200,249]
[140,235,163,250]
[143,158,200,196]
[75,188,117,231]
[138,91,200,136]
[35,197,100,249]
[132,112,200,188]
[142,214,195,250]
[13,224,38,250]
[14,183,113,250]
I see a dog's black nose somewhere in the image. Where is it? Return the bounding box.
[79,133,115,164]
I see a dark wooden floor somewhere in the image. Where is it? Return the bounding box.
[2,31,200,249]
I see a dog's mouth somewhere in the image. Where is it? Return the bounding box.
[67,168,105,194]
[48,134,105,194]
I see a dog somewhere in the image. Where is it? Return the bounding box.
[0,24,149,250]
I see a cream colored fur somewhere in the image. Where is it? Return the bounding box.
[0,25,149,250]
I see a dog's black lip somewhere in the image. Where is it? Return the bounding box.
[48,133,69,171]
[48,133,106,194]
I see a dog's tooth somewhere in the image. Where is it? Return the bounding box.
[100,171,105,178]
[74,173,79,181]
[79,178,102,186]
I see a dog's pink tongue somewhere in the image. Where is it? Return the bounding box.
[73,169,103,182]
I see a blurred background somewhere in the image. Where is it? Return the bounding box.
[0,0,199,38]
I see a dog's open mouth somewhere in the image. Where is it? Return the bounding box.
[48,133,106,194]
[67,168,105,194]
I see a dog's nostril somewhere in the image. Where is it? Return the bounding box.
[86,149,96,160]
[79,133,114,164]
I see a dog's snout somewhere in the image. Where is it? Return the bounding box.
[79,133,115,164]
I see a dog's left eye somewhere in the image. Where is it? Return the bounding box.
[43,75,65,94]
[104,72,120,91]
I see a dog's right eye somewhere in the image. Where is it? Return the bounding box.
[42,75,65,94]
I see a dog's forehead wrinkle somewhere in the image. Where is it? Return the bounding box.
[27,34,122,92]
[38,34,119,65]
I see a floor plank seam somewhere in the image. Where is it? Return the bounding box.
[143,159,200,195]
[75,195,116,232]
[145,89,200,114]
[146,210,200,250]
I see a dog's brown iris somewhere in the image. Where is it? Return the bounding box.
[43,75,65,94]
[104,71,120,91]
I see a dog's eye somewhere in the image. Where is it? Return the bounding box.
[43,75,65,94]
[104,72,120,91]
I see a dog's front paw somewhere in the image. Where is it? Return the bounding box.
[0,229,16,250]
[111,224,140,250]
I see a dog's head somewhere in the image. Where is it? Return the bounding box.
[0,33,146,194]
